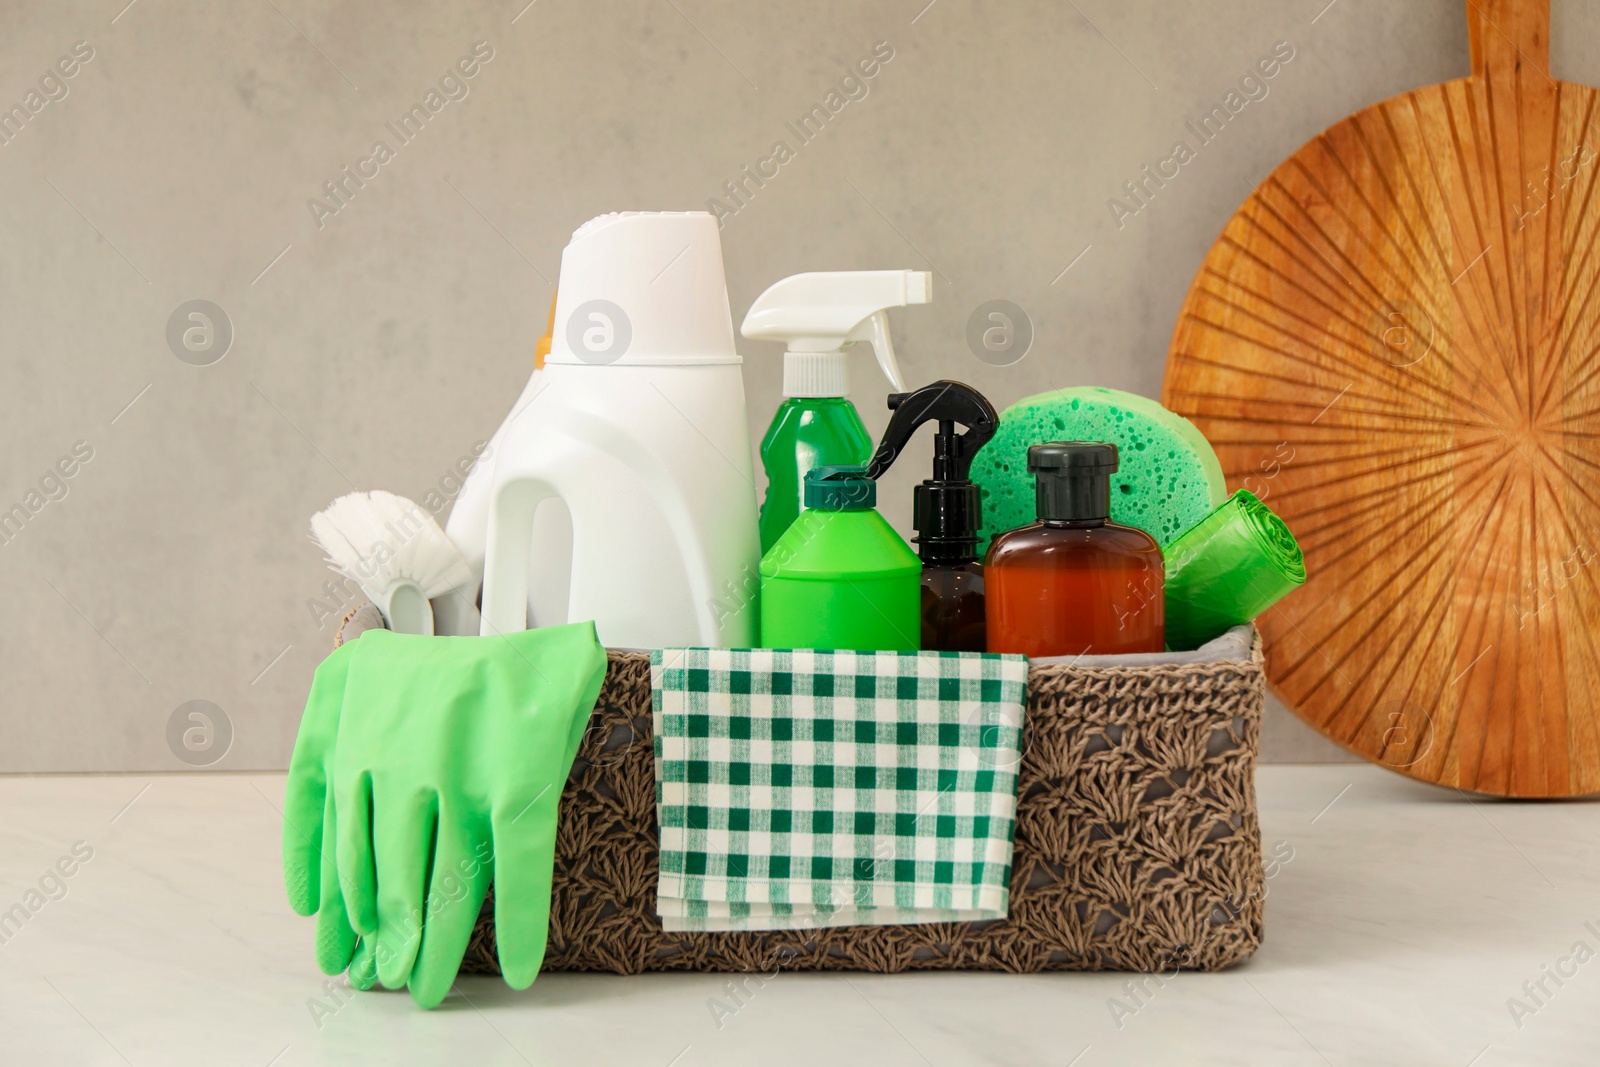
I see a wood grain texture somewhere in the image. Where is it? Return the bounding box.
[1161,0,1600,796]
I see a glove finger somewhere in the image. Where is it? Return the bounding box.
[408,809,493,1009]
[488,645,599,989]
[334,770,378,937]
[283,645,354,915]
[489,784,564,990]
[348,936,379,991]
[314,788,359,974]
[373,787,440,989]
[282,773,325,917]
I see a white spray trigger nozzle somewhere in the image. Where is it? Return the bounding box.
[847,310,905,392]
[741,270,931,398]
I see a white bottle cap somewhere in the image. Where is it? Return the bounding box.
[546,211,740,367]
[783,351,849,397]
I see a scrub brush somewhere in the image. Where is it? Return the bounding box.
[310,490,473,636]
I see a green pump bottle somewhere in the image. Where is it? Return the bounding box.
[759,466,921,651]
[741,270,933,553]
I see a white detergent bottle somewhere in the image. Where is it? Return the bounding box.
[478,211,760,647]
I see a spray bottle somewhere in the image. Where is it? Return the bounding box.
[740,270,932,553]
[865,380,998,652]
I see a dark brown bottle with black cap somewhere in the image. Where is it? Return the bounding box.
[865,380,998,652]
[984,442,1164,657]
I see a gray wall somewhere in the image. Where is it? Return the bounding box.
[7,0,1593,772]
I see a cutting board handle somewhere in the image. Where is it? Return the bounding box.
[1469,0,1550,82]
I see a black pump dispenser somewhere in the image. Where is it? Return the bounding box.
[866,380,997,653]
[866,380,999,564]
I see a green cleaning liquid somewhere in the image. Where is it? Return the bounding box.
[759,465,920,651]
[758,397,873,553]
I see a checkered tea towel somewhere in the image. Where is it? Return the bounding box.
[651,648,1029,932]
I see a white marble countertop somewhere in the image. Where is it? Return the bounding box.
[1,766,1594,1066]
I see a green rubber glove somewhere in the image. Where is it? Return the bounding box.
[289,622,605,1008]
[282,641,378,985]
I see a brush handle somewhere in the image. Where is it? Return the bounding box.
[383,579,435,636]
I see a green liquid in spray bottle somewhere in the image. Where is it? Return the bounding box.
[758,397,873,554]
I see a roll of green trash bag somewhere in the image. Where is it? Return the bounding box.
[1164,489,1306,650]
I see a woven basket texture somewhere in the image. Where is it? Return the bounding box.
[333,607,1264,974]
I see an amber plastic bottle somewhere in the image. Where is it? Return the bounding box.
[985,442,1164,657]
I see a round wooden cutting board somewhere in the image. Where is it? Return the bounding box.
[1162,0,1600,796]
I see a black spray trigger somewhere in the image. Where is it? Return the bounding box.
[866,380,997,481]
[865,380,998,564]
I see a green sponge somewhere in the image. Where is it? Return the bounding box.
[971,387,1226,548]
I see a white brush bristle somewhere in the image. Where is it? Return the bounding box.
[309,490,472,603]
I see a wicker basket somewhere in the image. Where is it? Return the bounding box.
[334,608,1265,974]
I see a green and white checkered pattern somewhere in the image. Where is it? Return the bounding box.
[651,648,1029,932]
